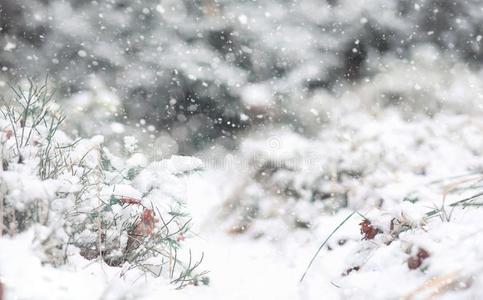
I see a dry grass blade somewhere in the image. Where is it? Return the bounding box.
[426,175,483,219]
[404,271,469,300]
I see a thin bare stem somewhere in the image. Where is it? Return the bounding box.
[300,211,356,282]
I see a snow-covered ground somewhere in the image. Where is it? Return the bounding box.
[3,81,483,299]
[179,110,483,299]
[7,110,483,299]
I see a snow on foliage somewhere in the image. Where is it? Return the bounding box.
[0,82,206,299]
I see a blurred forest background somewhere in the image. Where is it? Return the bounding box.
[1,0,483,153]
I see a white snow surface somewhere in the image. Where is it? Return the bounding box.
[3,108,483,299]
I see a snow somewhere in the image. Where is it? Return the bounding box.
[178,109,483,299]
[240,84,273,110]
[4,1,483,299]
[3,84,483,300]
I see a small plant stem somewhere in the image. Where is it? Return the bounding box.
[300,211,356,282]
